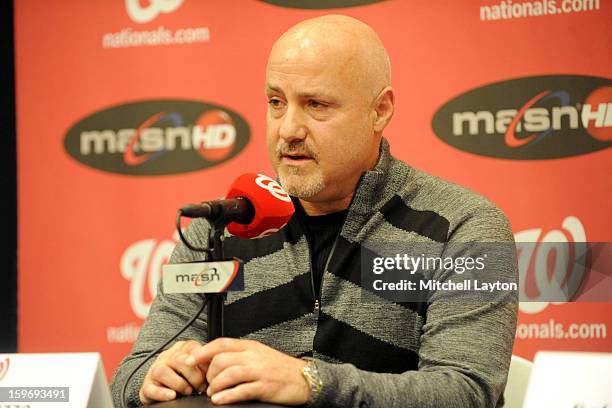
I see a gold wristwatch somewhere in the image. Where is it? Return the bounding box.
[301,358,323,403]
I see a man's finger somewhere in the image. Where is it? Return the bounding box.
[210,382,263,406]
[205,351,250,385]
[193,338,250,365]
[140,381,177,404]
[166,352,207,392]
[150,364,194,396]
[180,340,203,354]
[207,365,257,397]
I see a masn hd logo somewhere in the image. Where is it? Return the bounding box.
[64,100,250,176]
[432,75,611,160]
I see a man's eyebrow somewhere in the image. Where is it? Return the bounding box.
[298,91,332,99]
[265,84,283,94]
[265,84,334,100]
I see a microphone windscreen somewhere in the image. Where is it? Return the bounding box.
[226,174,294,238]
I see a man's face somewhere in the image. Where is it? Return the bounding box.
[265,44,380,203]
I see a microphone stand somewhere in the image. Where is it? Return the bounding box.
[178,197,253,341]
[206,214,230,341]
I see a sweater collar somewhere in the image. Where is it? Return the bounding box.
[349,137,395,215]
[338,137,410,241]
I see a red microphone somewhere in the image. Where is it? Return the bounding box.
[180,173,294,239]
[226,173,294,238]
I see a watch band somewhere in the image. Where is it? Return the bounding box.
[301,358,323,403]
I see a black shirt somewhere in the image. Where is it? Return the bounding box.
[295,200,348,300]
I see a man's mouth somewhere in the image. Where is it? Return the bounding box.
[280,153,315,164]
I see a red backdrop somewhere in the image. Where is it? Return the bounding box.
[15,0,612,378]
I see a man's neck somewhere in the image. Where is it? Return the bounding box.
[299,193,354,216]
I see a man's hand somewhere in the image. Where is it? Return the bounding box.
[193,338,311,406]
[139,340,207,405]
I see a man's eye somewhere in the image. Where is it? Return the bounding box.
[268,98,283,108]
[309,100,327,109]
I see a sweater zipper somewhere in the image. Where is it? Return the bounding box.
[312,234,340,319]
[301,174,365,327]
[304,234,320,317]
[295,195,357,316]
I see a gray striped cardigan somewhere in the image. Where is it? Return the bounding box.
[111,138,518,408]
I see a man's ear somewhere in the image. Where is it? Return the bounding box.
[372,86,395,133]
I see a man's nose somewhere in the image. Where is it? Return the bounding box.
[278,105,307,143]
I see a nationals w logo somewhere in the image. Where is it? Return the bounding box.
[0,357,10,381]
[255,174,291,202]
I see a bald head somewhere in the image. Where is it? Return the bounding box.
[268,15,391,100]
[265,15,395,214]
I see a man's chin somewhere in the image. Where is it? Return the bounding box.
[278,173,325,199]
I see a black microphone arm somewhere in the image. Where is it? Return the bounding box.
[179,197,255,224]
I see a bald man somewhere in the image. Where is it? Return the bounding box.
[111,15,518,408]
